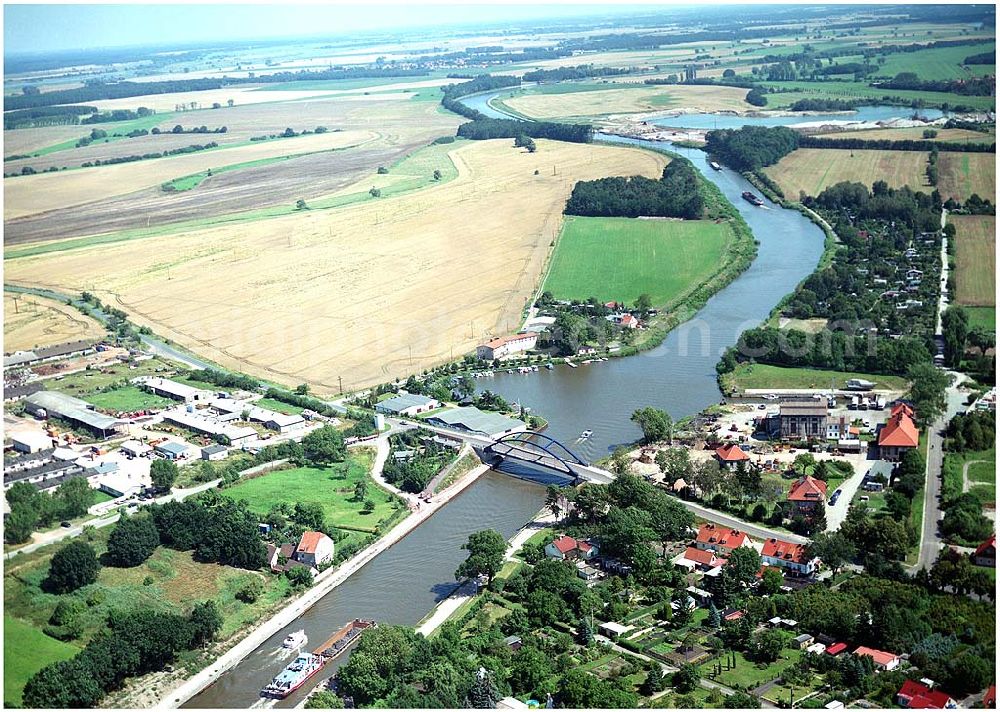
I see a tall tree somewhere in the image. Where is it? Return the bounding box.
[631,407,673,444]
[455,529,506,585]
[106,516,159,567]
[45,540,101,594]
[302,425,347,464]
[906,363,951,429]
[150,459,179,491]
[808,531,856,579]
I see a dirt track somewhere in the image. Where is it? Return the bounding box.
[6,139,666,392]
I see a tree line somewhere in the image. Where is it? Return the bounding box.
[873,72,995,97]
[4,478,96,544]
[704,125,800,171]
[798,135,995,153]
[963,51,994,65]
[80,107,155,124]
[788,97,863,111]
[563,157,704,219]
[522,65,632,82]
[456,117,593,144]
[4,105,98,130]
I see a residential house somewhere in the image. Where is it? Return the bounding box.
[295,531,335,568]
[878,403,919,461]
[476,333,538,361]
[982,685,996,709]
[576,563,601,582]
[853,646,901,671]
[780,401,828,440]
[266,543,318,578]
[793,634,815,649]
[714,443,750,468]
[545,535,597,561]
[375,393,441,417]
[673,546,728,573]
[788,475,828,513]
[761,538,820,576]
[973,534,996,567]
[694,523,752,554]
[897,680,957,709]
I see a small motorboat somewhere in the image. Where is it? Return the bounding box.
[545,363,554,370]
[580,430,593,439]
[283,630,307,649]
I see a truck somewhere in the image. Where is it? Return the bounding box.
[849,396,859,410]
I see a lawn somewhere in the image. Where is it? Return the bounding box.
[3,615,81,706]
[964,307,996,332]
[219,451,402,534]
[543,216,734,306]
[253,397,305,415]
[722,363,909,393]
[700,647,802,690]
[43,358,173,397]
[938,153,996,204]
[764,148,930,199]
[760,80,998,112]
[82,385,175,412]
[950,215,996,307]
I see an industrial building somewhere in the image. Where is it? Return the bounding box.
[425,406,526,439]
[23,391,124,438]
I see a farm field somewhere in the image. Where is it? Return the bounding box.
[3,129,376,221]
[938,152,996,203]
[760,80,998,112]
[502,84,752,120]
[3,614,80,707]
[3,125,99,156]
[542,216,734,306]
[5,95,461,244]
[763,148,930,198]
[820,127,996,144]
[964,307,996,332]
[3,292,106,352]
[950,215,996,307]
[219,451,400,535]
[5,139,667,391]
[871,43,996,80]
[722,363,909,393]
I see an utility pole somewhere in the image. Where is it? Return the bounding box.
[338,376,343,394]
[12,296,19,314]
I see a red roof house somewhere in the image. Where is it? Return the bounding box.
[295,531,335,567]
[982,684,995,708]
[545,535,597,561]
[788,475,828,512]
[715,443,750,467]
[973,534,996,567]
[826,642,848,656]
[762,537,820,575]
[878,407,919,460]
[619,314,640,329]
[891,402,916,418]
[676,546,728,570]
[695,523,752,554]
[897,680,957,709]
[853,646,901,671]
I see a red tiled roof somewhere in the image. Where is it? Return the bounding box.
[683,546,727,567]
[788,475,828,502]
[620,314,639,327]
[762,537,811,564]
[853,646,899,667]
[899,680,955,709]
[696,523,750,549]
[974,534,995,558]
[716,444,750,462]
[297,531,328,554]
[826,642,848,655]
[982,685,995,708]
[551,535,578,554]
[891,402,915,418]
[879,410,919,448]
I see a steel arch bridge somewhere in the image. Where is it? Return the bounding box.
[483,431,593,480]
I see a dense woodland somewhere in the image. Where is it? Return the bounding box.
[798,135,996,153]
[704,126,800,171]
[873,72,996,96]
[564,158,704,219]
[522,65,632,82]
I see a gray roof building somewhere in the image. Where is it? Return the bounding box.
[425,407,526,439]
[24,391,122,435]
[375,393,440,415]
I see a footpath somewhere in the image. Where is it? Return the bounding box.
[158,460,490,709]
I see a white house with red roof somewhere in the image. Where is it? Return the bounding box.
[673,546,728,572]
[715,443,750,468]
[545,534,597,561]
[788,475,828,513]
[294,531,335,568]
[761,537,820,575]
[972,534,995,567]
[694,523,753,554]
[852,646,900,671]
[897,680,957,709]
[476,333,538,361]
[877,403,920,460]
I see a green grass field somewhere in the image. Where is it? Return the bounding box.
[82,385,175,412]
[761,80,997,112]
[872,44,997,81]
[219,451,401,533]
[42,358,171,397]
[3,615,81,706]
[253,397,305,415]
[722,363,909,393]
[542,216,733,306]
[964,307,996,332]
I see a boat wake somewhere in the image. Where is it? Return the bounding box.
[250,696,278,710]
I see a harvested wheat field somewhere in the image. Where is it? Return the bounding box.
[4,129,375,220]
[3,125,94,156]
[502,84,751,120]
[820,127,996,144]
[6,139,666,391]
[950,214,996,307]
[938,152,995,203]
[3,293,105,352]
[764,148,931,199]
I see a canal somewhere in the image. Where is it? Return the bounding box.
[185,472,545,708]
[188,93,917,706]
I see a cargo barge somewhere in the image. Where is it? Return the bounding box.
[262,619,376,699]
[741,191,764,206]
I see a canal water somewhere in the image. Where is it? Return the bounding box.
[185,472,545,708]
[187,93,917,706]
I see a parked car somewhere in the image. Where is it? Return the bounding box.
[60,521,72,528]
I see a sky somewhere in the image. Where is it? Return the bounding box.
[3,3,647,55]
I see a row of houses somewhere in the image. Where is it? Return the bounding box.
[672,523,821,576]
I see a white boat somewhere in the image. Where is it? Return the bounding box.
[283,630,307,649]
[580,430,593,439]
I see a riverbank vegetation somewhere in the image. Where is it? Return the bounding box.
[720,363,909,395]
